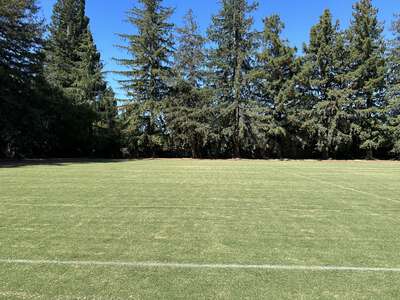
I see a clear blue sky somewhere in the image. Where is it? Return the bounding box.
[38,0,399,97]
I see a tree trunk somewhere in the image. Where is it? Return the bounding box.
[366,148,373,160]
[322,148,329,160]
[234,104,240,158]
[191,143,197,159]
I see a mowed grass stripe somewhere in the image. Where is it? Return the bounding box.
[2,258,400,273]
[4,202,400,212]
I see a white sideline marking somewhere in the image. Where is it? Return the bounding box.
[0,203,352,211]
[1,259,400,272]
[4,203,399,213]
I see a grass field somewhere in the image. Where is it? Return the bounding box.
[1,159,400,299]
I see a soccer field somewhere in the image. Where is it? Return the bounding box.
[1,159,400,299]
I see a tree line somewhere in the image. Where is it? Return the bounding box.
[1,0,118,158]
[1,0,399,159]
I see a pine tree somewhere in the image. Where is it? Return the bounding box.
[251,14,298,157]
[345,0,386,158]
[45,0,85,95]
[46,0,105,106]
[0,0,45,157]
[207,0,258,157]
[174,10,205,86]
[166,10,214,158]
[387,14,400,156]
[0,0,43,82]
[45,0,111,154]
[295,10,352,158]
[74,24,106,106]
[115,0,174,156]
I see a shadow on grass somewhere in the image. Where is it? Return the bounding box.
[0,158,129,168]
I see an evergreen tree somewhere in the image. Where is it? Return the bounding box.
[295,10,352,158]
[174,10,205,86]
[166,10,214,158]
[344,0,386,158]
[94,87,120,156]
[45,0,110,154]
[74,24,106,106]
[115,0,174,156]
[207,0,258,157]
[0,0,45,157]
[387,14,400,156]
[46,0,105,105]
[252,15,298,157]
[46,0,85,96]
[2,0,399,159]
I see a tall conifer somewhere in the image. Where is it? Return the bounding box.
[46,0,105,105]
[45,0,113,154]
[116,0,174,155]
[166,10,214,158]
[207,0,258,157]
[252,15,298,157]
[0,0,45,157]
[387,15,400,155]
[345,0,386,158]
[296,10,352,158]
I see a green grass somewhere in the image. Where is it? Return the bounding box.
[1,159,400,299]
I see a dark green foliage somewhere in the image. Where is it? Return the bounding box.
[251,15,299,157]
[45,0,118,156]
[174,10,205,86]
[0,0,119,158]
[2,0,400,159]
[93,88,121,157]
[387,15,400,156]
[166,81,215,158]
[207,0,259,157]
[344,0,387,158]
[0,0,45,157]
[45,0,85,96]
[115,0,174,156]
[166,10,215,158]
[46,0,106,104]
[0,0,43,81]
[295,10,352,158]
[74,26,106,106]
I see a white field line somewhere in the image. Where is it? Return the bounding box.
[3,203,400,213]
[290,172,400,204]
[1,259,400,272]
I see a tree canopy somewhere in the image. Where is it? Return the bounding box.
[1,0,399,159]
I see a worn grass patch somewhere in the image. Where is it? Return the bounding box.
[1,159,400,299]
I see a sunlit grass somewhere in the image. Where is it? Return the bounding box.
[1,159,400,299]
